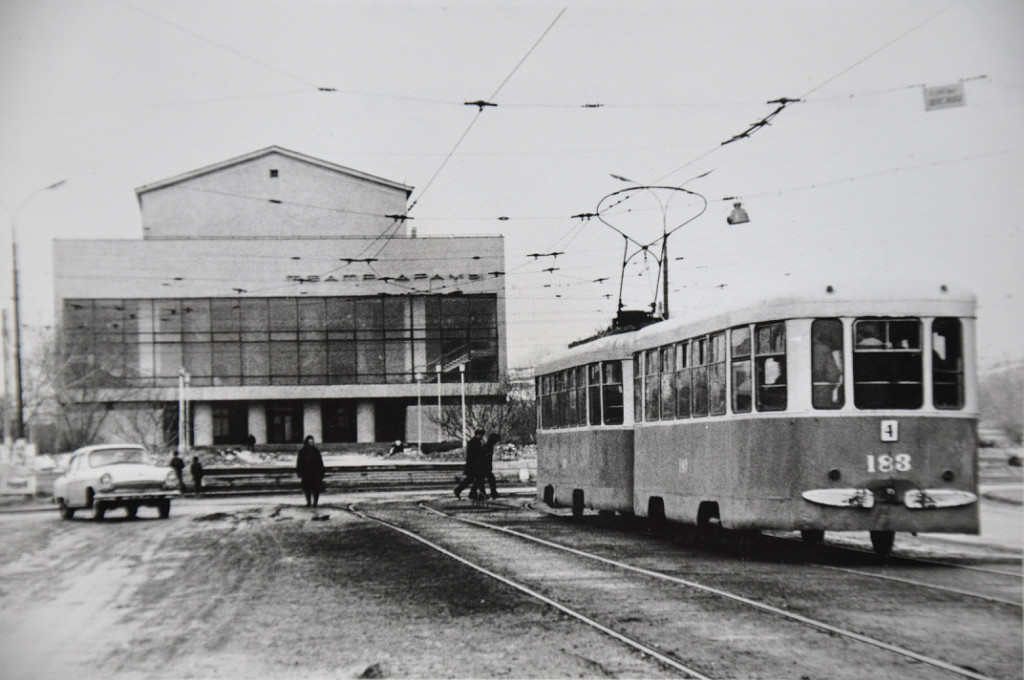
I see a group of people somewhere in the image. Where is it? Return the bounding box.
[168,451,204,494]
[168,429,501,507]
[454,429,500,500]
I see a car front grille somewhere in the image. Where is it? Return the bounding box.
[113,480,165,492]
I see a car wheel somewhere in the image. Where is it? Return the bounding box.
[93,501,106,521]
[58,499,75,520]
[158,500,171,519]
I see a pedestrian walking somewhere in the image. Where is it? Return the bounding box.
[190,455,204,495]
[454,429,485,499]
[296,435,325,507]
[169,451,185,490]
[479,433,500,499]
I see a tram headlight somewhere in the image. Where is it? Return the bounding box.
[828,468,841,481]
[941,469,955,482]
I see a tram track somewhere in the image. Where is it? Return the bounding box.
[529,499,1023,608]
[344,503,711,680]
[403,499,1009,680]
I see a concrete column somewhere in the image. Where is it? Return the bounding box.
[303,401,322,443]
[193,402,213,447]
[356,400,375,443]
[247,402,266,446]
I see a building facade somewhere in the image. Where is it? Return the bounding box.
[53,147,506,448]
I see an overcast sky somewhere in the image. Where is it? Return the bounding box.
[1,0,1022,370]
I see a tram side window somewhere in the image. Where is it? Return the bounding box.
[932,318,964,409]
[755,322,787,411]
[812,319,845,409]
[575,365,587,426]
[566,367,578,427]
[588,363,602,425]
[691,337,709,417]
[660,344,676,419]
[709,332,727,416]
[537,376,546,429]
[633,355,643,423]
[602,360,624,424]
[675,340,691,418]
[539,375,549,428]
[645,348,660,421]
[553,370,566,427]
[853,318,922,409]
[731,326,752,413]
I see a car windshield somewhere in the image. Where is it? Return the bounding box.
[88,448,148,467]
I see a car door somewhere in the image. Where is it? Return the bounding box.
[64,455,87,507]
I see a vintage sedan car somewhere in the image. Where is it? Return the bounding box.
[53,444,181,520]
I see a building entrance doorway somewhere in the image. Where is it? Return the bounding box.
[375,400,407,444]
[321,400,357,443]
[267,401,303,444]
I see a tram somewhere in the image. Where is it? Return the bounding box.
[535,279,979,556]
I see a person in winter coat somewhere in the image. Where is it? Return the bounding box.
[454,430,485,499]
[296,436,325,507]
[189,455,204,495]
[169,451,185,490]
[477,433,500,499]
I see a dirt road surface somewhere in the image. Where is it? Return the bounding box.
[1,491,1020,679]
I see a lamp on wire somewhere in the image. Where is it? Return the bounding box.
[727,202,750,225]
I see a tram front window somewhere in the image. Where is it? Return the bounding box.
[853,318,922,409]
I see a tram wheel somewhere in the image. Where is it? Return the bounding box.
[870,530,895,558]
[571,490,584,519]
[801,529,825,544]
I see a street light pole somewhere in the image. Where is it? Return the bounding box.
[459,363,467,448]
[3,179,65,441]
[435,365,442,443]
[416,372,423,454]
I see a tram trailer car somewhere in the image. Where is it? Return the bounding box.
[536,332,635,516]
[536,280,978,556]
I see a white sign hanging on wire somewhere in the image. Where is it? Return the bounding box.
[923,82,966,111]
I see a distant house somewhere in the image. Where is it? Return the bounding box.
[53,146,507,448]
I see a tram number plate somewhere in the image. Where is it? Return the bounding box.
[867,454,912,473]
[678,459,688,474]
[880,419,899,442]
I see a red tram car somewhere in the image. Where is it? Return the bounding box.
[535,280,979,556]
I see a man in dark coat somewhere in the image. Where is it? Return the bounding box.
[169,451,185,490]
[478,433,500,499]
[454,429,485,499]
[296,436,325,507]
[189,455,204,495]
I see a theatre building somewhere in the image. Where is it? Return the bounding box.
[53,146,506,448]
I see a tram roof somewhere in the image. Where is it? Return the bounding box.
[534,278,975,374]
[635,277,975,349]
[534,328,636,374]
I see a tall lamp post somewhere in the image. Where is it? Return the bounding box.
[459,363,467,448]
[435,365,442,443]
[2,179,66,440]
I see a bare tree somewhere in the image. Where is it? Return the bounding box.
[428,376,535,446]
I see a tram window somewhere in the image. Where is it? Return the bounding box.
[566,368,577,426]
[812,319,845,409]
[755,322,787,411]
[645,348,660,421]
[731,326,752,413]
[853,318,922,409]
[691,337,709,417]
[660,345,676,419]
[602,361,624,424]
[576,366,587,425]
[709,332,727,415]
[675,340,691,418]
[932,318,964,409]
[632,354,641,422]
[588,363,602,425]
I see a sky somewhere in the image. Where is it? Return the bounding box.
[1,0,1022,372]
